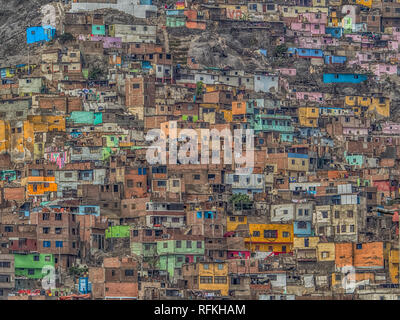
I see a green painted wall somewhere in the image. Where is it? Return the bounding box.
[105,225,130,239]
[156,240,205,278]
[14,253,55,279]
[92,25,106,36]
[68,111,103,125]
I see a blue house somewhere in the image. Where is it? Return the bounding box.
[325,27,343,38]
[323,73,367,84]
[288,48,323,59]
[294,221,313,237]
[325,55,347,64]
[78,205,100,217]
[26,26,56,44]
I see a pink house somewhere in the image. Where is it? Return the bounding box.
[345,34,362,43]
[299,12,328,24]
[227,251,251,259]
[278,68,297,76]
[296,36,338,49]
[295,92,323,102]
[90,36,122,49]
[382,122,400,134]
[290,22,326,35]
[343,127,368,136]
[373,64,398,77]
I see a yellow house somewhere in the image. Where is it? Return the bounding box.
[198,262,229,296]
[317,242,335,262]
[389,248,399,284]
[356,0,372,8]
[0,120,10,154]
[328,9,339,27]
[29,115,66,132]
[369,97,390,118]
[280,6,328,18]
[298,107,319,128]
[293,236,319,249]
[227,215,247,232]
[245,223,293,254]
[222,110,232,122]
[313,0,327,6]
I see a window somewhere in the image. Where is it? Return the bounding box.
[350,225,355,233]
[43,241,51,248]
[282,232,290,238]
[133,83,140,89]
[4,226,13,233]
[200,276,213,284]
[334,211,340,219]
[43,227,50,234]
[55,213,62,221]
[253,231,260,237]
[28,269,35,275]
[186,241,192,248]
[193,174,200,180]
[64,172,73,178]
[125,270,134,277]
[341,225,346,233]
[347,210,353,218]
[55,228,62,234]
[298,209,303,216]
[197,241,202,248]
[322,252,329,259]
[264,230,278,238]
[163,242,168,248]
[214,276,227,284]
[176,240,182,248]
[43,213,50,221]
[356,243,362,249]
[56,241,63,248]
[297,221,307,229]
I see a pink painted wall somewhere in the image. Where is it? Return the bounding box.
[382,122,400,134]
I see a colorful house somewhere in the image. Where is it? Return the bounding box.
[245,223,293,255]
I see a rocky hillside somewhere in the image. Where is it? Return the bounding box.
[0,0,53,67]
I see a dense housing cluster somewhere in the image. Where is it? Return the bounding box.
[0,0,400,300]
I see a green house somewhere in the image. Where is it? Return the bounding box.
[253,114,294,134]
[14,253,55,279]
[67,111,103,125]
[105,225,130,239]
[92,25,106,36]
[156,239,205,279]
[166,16,186,28]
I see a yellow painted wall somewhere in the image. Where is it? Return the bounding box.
[245,223,293,253]
[0,120,10,153]
[356,0,372,8]
[389,249,399,284]
[198,262,229,296]
[317,242,335,262]
[369,97,390,118]
[226,215,247,232]
[293,236,319,249]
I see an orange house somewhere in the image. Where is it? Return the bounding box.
[27,176,57,196]
[335,242,384,269]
